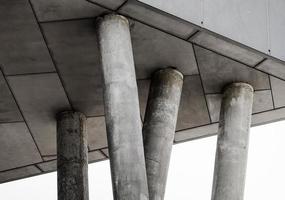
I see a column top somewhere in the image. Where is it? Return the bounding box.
[154,67,184,80]
[56,111,86,121]
[222,82,254,93]
[96,14,129,27]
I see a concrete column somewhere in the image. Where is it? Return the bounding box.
[211,83,254,200]
[96,14,149,200]
[143,68,183,200]
[57,111,88,200]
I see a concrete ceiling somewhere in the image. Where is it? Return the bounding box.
[0,0,285,183]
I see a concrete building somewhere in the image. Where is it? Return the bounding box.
[0,0,285,199]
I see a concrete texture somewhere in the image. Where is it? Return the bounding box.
[96,14,148,200]
[270,76,285,108]
[57,111,89,200]
[88,0,126,10]
[0,123,42,171]
[143,68,183,200]
[8,73,71,156]
[88,151,106,163]
[0,72,22,122]
[37,160,57,172]
[175,123,219,143]
[1,0,285,183]
[257,59,285,80]
[138,76,210,130]
[206,90,274,122]
[195,45,270,93]
[42,156,57,162]
[119,0,196,39]
[42,20,104,117]
[0,1,55,75]
[0,166,41,184]
[131,20,198,79]
[30,0,106,22]
[176,75,210,130]
[212,83,253,200]
[37,151,106,173]
[191,32,264,66]
[87,117,107,150]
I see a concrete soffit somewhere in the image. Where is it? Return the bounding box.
[1,0,285,183]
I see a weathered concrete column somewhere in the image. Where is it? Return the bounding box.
[96,14,149,200]
[211,83,254,200]
[143,68,183,200]
[57,111,88,200]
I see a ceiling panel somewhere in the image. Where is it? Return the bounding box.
[0,122,42,171]
[0,166,41,184]
[87,0,126,10]
[131,20,198,79]
[176,75,210,130]
[30,0,106,22]
[270,76,285,108]
[119,0,196,39]
[87,116,108,151]
[0,1,55,75]
[257,59,285,80]
[42,20,104,117]
[195,45,270,93]
[191,32,264,66]
[0,72,22,122]
[138,76,210,130]
[8,73,71,156]
[206,90,274,122]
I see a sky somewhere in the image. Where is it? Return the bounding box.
[1,120,285,199]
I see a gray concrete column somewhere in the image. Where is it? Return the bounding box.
[143,68,183,200]
[96,14,149,200]
[211,83,254,200]
[57,111,88,200]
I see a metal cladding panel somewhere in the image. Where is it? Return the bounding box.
[139,0,202,26]
[269,0,285,61]
[204,0,269,54]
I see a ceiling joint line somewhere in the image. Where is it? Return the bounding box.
[27,0,74,111]
[0,69,44,161]
[191,44,212,124]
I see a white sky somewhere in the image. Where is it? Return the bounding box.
[1,120,285,199]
